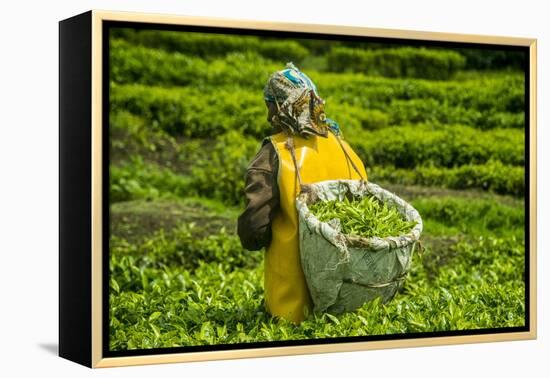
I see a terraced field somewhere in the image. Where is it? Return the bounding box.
[108,28,526,351]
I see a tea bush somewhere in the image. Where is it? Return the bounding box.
[111,84,393,140]
[370,161,525,196]
[110,125,525,205]
[111,132,260,206]
[109,195,525,350]
[110,39,279,88]
[111,84,523,138]
[189,131,260,206]
[457,48,526,70]
[110,39,524,117]
[112,28,525,72]
[327,46,466,79]
[313,71,524,114]
[110,224,262,280]
[349,124,524,169]
[110,156,193,203]
[386,99,524,129]
[109,110,189,166]
[410,196,524,237]
[112,28,309,62]
[110,84,270,138]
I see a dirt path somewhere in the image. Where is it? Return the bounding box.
[380,182,522,207]
[111,198,238,242]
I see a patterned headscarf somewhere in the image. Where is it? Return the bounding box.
[263,62,340,138]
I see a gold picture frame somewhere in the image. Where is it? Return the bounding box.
[59,9,537,368]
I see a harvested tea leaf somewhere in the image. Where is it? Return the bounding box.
[309,195,417,238]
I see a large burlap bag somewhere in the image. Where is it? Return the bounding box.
[296,180,423,314]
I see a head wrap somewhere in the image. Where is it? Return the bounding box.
[263,62,340,138]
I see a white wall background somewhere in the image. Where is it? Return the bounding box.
[0,0,546,376]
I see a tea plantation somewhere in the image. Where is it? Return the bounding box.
[108,29,526,351]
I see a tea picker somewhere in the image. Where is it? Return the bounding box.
[237,62,423,323]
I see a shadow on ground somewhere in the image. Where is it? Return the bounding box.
[38,343,58,355]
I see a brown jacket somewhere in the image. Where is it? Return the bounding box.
[237,138,280,251]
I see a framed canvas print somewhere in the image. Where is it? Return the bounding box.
[59,10,537,368]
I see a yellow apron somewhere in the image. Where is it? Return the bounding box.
[264,131,368,323]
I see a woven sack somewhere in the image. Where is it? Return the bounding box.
[296,179,423,314]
